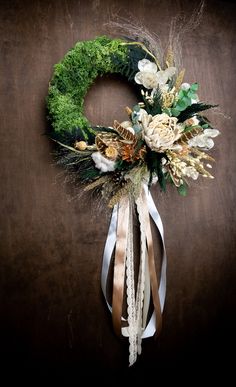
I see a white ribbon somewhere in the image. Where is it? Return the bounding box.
[101,185,167,338]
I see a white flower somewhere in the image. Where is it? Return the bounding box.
[135,59,176,90]
[182,166,199,180]
[181,83,190,91]
[188,129,220,150]
[141,112,183,152]
[92,152,116,172]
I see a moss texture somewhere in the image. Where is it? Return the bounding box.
[47,36,129,135]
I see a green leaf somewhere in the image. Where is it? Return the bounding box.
[182,96,192,106]
[176,100,187,111]
[202,123,209,129]
[178,183,188,196]
[162,107,172,116]
[171,108,181,116]
[190,83,198,91]
[178,89,185,99]
[187,91,198,100]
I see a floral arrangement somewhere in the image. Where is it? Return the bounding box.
[47,32,219,366]
[48,37,219,204]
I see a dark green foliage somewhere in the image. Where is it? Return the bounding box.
[197,115,213,128]
[178,103,217,122]
[111,44,152,82]
[143,88,162,115]
[49,126,95,145]
[146,150,166,191]
[115,159,139,171]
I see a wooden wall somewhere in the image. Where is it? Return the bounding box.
[0,0,235,382]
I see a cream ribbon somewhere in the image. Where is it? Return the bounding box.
[101,184,167,352]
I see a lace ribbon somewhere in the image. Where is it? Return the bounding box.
[101,184,167,365]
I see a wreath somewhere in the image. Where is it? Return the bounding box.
[47,34,220,365]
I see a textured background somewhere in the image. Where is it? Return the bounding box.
[0,0,235,383]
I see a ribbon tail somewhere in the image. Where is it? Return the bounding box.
[101,204,118,312]
[112,196,130,336]
[142,185,167,339]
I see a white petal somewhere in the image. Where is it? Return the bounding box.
[181,83,190,90]
[156,71,168,85]
[191,96,199,104]
[204,138,214,149]
[141,72,159,89]
[127,127,135,134]
[191,116,199,126]
[159,84,169,92]
[204,129,220,138]
[138,59,157,73]
[164,66,176,77]
[196,135,209,147]
[100,164,108,173]
[134,72,144,85]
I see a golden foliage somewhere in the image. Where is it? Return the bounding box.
[175,69,185,91]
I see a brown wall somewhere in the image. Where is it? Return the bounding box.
[0,0,235,382]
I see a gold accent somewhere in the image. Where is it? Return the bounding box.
[165,46,174,67]
[84,176,108,191]
[174,69,185,92]
[178,127,203,144]
[125,106,132,116]
[74,140,87,151]
[105,146,118,160]
[113,120,136,143]
[108,183,131,208]
[191,147,215,162]
[95,132,120,156]
[162,92,175,108]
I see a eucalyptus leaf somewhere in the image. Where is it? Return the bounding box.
[176,100,187,111]
[187,91,198,99]
[171,108,181,116]
[182,96,192,106]
[178,89,185,99]
[178,183,188,196]
[190,83,198,91]
[162,107,172,116]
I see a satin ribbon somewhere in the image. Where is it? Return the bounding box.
[101,184,167,340]
[139,188,162,336]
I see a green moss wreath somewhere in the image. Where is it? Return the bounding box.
[47,36,149,137]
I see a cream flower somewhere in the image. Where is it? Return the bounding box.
[141,112,183,152]
[92,152,116,172]
[182,166,199,180]
[135,59,176,90]
[188,128,220,150]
